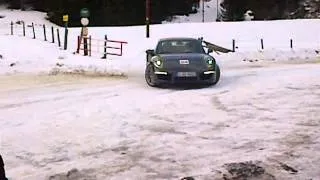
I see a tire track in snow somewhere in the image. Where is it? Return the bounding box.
[2,63,320,180]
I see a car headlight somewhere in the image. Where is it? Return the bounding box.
[151,56,163,68]
[204,56,215,67]
[155,59,162,66]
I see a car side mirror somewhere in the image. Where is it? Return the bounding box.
[146,49,155,63]
[207,48,213,54]
[146,49,155,56]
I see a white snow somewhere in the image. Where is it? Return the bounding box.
[0,5,320,180]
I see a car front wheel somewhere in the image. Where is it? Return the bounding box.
[145,63,159,87]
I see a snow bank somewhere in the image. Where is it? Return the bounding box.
[0,35,128,77]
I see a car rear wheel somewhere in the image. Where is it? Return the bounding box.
[145,63,159,87]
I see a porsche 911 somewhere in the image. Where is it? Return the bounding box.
[145,37,220,87]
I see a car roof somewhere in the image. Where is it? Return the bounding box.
[158,37,199,42]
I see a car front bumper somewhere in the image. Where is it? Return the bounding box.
[154,70,216,84]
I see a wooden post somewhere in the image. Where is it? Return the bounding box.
[260,38,264,50]
[102,35,107,59]
[10,21,13,35]
[89,36,92,56]
[76,36,80,53]
[22,21,25,36]
[63,21,68,50]
[83,36,88,56]
[232,39,235,52]
[32,22,35,39]
[290,39,293,49]
[43,24,47,41]
[51,26,55,43]
[57,28,61,47]
[64,28,68,50]
[120,43,123,56]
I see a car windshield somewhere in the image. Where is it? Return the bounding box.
[155,39,205,54]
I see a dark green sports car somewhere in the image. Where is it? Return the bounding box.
[145,37,221,87]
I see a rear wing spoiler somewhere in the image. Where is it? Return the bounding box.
[198,37,233,54]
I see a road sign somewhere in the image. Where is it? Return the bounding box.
[63,15,69,22]
[81,17,89,26]
[80,8,90,18]
[82,27,88,36]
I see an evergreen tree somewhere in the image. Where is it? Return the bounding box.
[220,0,248,21]
[1,0,311,25]
[220,0,303,21]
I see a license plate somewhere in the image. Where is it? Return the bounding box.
[179,60,189,64]
[177,72,196,77]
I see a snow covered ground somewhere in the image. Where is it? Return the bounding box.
[2,63,320,180]
[1,4,320,180]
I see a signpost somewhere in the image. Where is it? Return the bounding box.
[216,0,219,21]
[202,0,204,22]
[80,8,90,18]
[63,15,69,22]
[146,0,150,38]
[63,14,69,50]
[80,8,90,56]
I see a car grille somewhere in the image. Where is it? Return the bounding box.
[163,60,207,72]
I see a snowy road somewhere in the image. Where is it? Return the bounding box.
[1,62,320,180]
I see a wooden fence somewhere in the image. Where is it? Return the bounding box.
[7,20,317,54]
[76,35,128,58]
[9,21,63,48]
[209,38,319,52]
